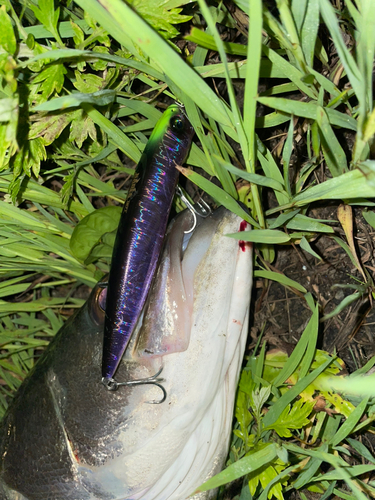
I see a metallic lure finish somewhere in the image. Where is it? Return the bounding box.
[102,105,195,381]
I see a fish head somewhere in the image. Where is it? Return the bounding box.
[90,206,253,499]
[133,206,252,362]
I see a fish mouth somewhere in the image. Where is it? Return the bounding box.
[89,205,252,366]
[111,206,252,499]
[133,206,252,360]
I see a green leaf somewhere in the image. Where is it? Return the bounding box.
[73,71,103,93]
[318,0,361,99]
[83,104,141,163]
[24,19,92,39]
[262,356,333,428]
[74,0,233,129]
[255,111,291,128]
[252,386,272,415]
[313,464,375,482]
[330,397,369,447]
[261,45,316,99]
[70,20,85,45]
[32,64,67,100]
[299,236,322,260]
[346,437,375,464]
[301,0,320,67]
[254,269,307,293]
[316,106,348,177]
[0,98,18,123]
[272,305,319,388]
[251,461,286,500]
[176,166,258,227]
[219,158,286,193]
[258,97,357,131]
[34,89,116,112]
[21,48,165,81]
[69,112,97,149]
[286,214,335,233]
[321,291,362,322]
[258,149,290,206]
[70,205,122,263]
[29,112,76,146]
[128,0,191,39]
[282,117,294,195]
[28,0,62,44]
[265,399,315,438]
[227,229,290,244]
[292,164,375,205]
[0,8,16,55]
[243,0,263,167]
[268,210,300,229]
[185,27,247,56]
[362,209,375,229]
[195,444,279,493]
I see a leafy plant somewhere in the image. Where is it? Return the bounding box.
[0,0,375,498]
[197,308,375,500]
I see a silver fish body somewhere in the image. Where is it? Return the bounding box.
[0,207,253,500]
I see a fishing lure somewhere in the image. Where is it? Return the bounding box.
[102,104,195,387]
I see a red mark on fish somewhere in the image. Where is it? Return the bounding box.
[238,220,248,252]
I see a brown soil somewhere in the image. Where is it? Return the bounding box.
[250,204,375,374]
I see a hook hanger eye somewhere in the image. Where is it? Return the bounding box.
[102,365,167,404]
[176,186,212,234]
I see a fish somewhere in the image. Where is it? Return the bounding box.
[0,206,253,500]
[103,104,195,384]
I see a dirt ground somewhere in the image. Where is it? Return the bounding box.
[247,204,375,375]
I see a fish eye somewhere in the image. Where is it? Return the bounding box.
[98,287,107,311]
[170,115,185,133]
[89,284,106,326]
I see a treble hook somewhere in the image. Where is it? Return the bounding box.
[101,365,167,404]
[176,186,212,234]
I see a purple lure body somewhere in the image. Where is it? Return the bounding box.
[102,105,195,381]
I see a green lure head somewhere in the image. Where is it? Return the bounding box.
[142,104,195,160]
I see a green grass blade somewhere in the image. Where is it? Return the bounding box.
[271,305,318,387]
[75,0,233,129]
[318,0,361,97]
[316,106,348,176]
[286,214,335,233]
[244,0,262,162]
[254,269,307,293]
[194,444,278,493]
[292,165,375,205]
[177,166,258,227]
[258,96,357,131]
[262,355,333,428]
[227,229,290,244]
[261,45,316,99]
[301,1,320,67]
[218,158,286,193]
[82,104,140,162]
[330,397,369,447]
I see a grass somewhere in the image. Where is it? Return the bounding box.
[1,0,375,498]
